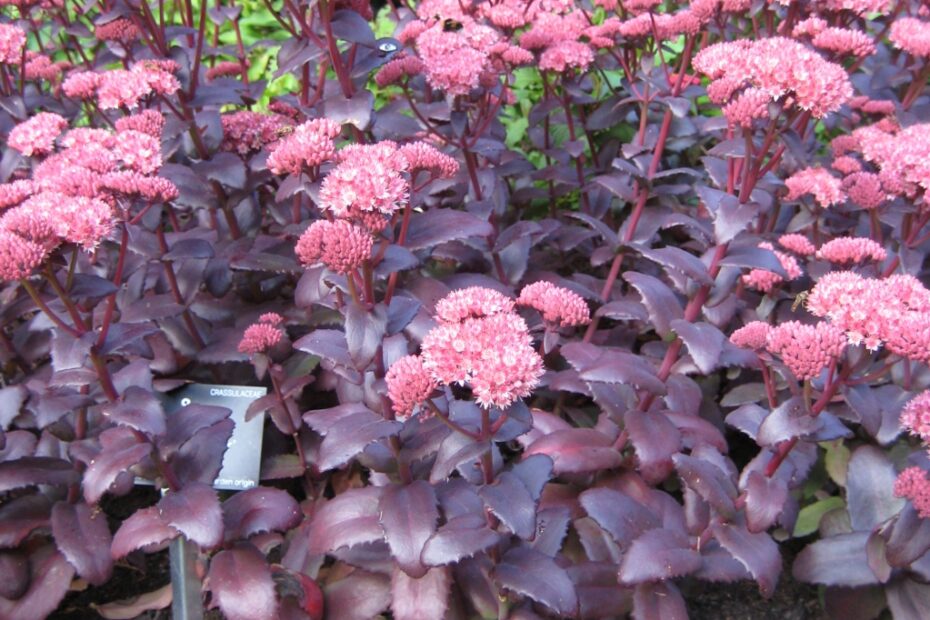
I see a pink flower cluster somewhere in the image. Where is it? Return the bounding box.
[894,467,930,518]
[693,37,852,119]
[816,237,887,264]
[7,112,68,157]
[810,27,876,58]
[0,23,25,65]
[853,123,930,198]
[398,141,460,179]
[890,17,930,58]
[385,355,438,419]
[900,391,930,443]
[62,61,180,109]
[295,219,372,274]
[206,61,245,82]
[374,53,426,88]
[222,111,295,156]
[318,142,409,228]
[807,272,930,353]
[517,281,591,327]
[238,314,286,355]
[265,118,341,175]
[95,18,139,44]
[741,242,803,293]
[24,52,70,81]
[784,167,846,207]
[420,287,544,409]
[778,233,816,256]
[0,230,47,282]
[842,172,886,209]
[765,320,846,380]
[729,321,772,350]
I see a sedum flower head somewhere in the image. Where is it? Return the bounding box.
[778,234,816,256]
[386,355,437,419]
[901,391,930,443]
[816,237,887,264]
[7,112,68,157]
[238,323,284,355]
[890,17,930,58]
[0,231,47,282]
[517,281,591,327]
[265,117,339,173]
[895,467,930,519]
[741,242,803,293]
[435,286,515,323]
[730,321,772,350]
[0,23,26,65]
[295,219,372,274]
[785,167,846,207]
[318,142,409,220]
[765,320,846,380]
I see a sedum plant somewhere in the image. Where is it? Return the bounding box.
[1,0,930,618]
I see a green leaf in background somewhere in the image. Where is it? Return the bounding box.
[793,496,846,538]
[823,439,851,487]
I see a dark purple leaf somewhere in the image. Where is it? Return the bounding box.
[579,488,660,549]
[569,562,634,619]
[0,495,51,547]
[695,544,752,583]
[390,566,451,620]
[158,482,223,548]
[0,385,26,429]
[793,532,878,586]
[207,544,279,620]
[635,245,713,285]
[595,300,648,322]
[623,272,683,337]
[193,153,246,190]
[307,487,384,554]
[323,571,390,620]
[161,403,231,455]
[495,547,578,616]
[404,209,494,251]
[386,296,421,335]
[170,418,234,486]
[565,211,620,248]
[345,303,387,368]
[575,350,667,395]
[111,506,178,558]
[867,530,892,584]
[0,547,74,620]
[379,481,439,578]
[0,457,78,493]
[670,320,725,374]
[625,410,681,484]
[164,238,216,261]
[524,429,622,474]
[0,550,28,600]
[632,581,688,620]
[743,471,788,533]
[293,329,354,370]
[756,396,821,447]
[316,411,402,472]
[67,274,118,300]
[673,453,738,518]
[479,471,536,539]
[531,507,571,556]
[120,294,184,323]
[718,244,787,276]
[322,91,375,129]
[422,516,499,566]
[619,529,702,583]
[223,487,301,541]
[664,411,728,452]
[846,445,905,531]
[886,504,930,566]
[511,454,553,502]
[712,522,781,596]
[725,403,768,440]
[102,386,166,436]
[887,578,930,620]
[51,501,112,586]
[429,431,490,483]
[330,9,375,43]
[696,185,760,244]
